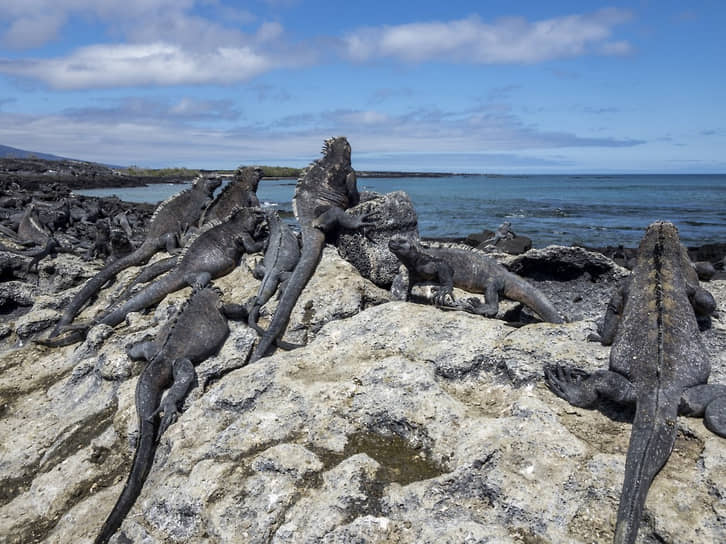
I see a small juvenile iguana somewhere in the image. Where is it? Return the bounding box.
[249,137,377,362]
[45,207,265,346]
[544,221,726,544]
[388,235,564,323]
[94,285,232,544]
[50,176,221,337]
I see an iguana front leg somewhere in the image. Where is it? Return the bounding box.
[544,364,637,408]
[312,207,380,232]
[680,383,726,437]
[239,231,265,253]
[151,357,196,439]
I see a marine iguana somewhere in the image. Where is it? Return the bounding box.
[388,235,564,323]
[49,176,221,337]
[94,285,232,544]
[44,207,266,346]
[199,167,262,225]
[0,202,51,246]
[247,210,300,335]
[483,221,514,247]
[249,136,378,362]
[544,221,726,544]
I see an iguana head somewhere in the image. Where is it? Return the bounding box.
[320,137,351,165]
[192,175,223,194]
[388,234,418,258]
[639,221,681,262]
[234,166,264,191]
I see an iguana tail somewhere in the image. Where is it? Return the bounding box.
[96,270,186,329]
[95,371,162,544]
[117,255,179,302]
[614,394,679,544]
[504,273,564,323]
[249,228,324,363]
[51,240,160,337]
[247,271,281,334]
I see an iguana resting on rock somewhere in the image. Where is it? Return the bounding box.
[49,176,221,337]
[544,221,726,544]
[247,210,301,335]
[94,285,232,544]
[249,136,378,362]
[45,207,265,346]
[388,235,564,323]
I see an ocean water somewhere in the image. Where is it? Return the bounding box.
[75,174,726,247]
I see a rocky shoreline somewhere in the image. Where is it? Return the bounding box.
[1,167,725,543]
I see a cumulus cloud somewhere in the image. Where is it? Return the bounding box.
[344,8,633,63]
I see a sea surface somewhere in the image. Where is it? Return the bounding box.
[75,174,726,248]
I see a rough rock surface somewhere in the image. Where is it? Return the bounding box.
[335,191,419,288]
[0,244,724,544]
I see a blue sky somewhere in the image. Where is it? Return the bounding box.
[0,1,724,172]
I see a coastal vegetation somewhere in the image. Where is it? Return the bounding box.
[123,166,201,177]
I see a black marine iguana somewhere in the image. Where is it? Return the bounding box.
[45,207,265,346]
[388,235,564,323]
[199,167,262,225]
[249,136,377,362]
[94,284,232,544]
[49,176,221,337]
[544,221,726,544]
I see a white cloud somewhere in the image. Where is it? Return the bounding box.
[344,9,633,63]
[2,42,279,89]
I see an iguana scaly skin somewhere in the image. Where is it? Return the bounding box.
[388,235,564,323]
[249,137,377,362]
[200,167,262,225]
[50,176,221,337]
[94,285,231,544]
[544,221,726,544]
[247,210,300,334]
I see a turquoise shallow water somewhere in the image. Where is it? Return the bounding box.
[75,174,726,247]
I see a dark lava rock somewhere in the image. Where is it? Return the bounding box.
[506,245,625,282]
[478,235,532,255]
[503,246,629,323]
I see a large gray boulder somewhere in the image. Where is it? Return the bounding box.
[335,191,418,288]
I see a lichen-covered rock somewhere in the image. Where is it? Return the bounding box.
[241,246,393,345]
[335,191,419,288]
